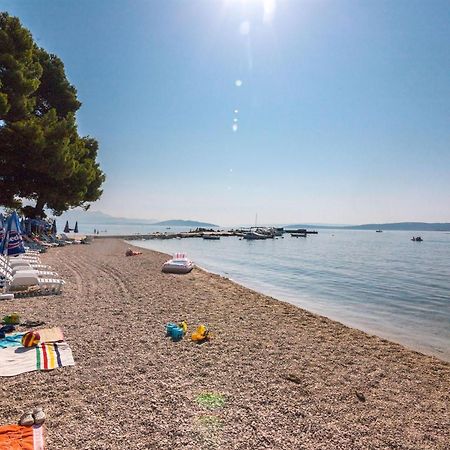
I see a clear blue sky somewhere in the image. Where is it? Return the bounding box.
[3,0,450,225]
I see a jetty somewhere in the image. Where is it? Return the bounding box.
[95,227,319,241]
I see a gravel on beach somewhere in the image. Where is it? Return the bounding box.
[0,238,449,449]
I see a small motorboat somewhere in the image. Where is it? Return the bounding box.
[376,230,383,233]
[203,234,220,240]
[411,236,423,242]
[162,253,194,274]
[291,232,307,237]
[243,231,267,240]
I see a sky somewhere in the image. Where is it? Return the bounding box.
[2,0,450,226]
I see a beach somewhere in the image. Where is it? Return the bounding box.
[1,238,449,449]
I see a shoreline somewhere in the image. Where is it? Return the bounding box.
[127,238,450,363]
[1,238,449,449]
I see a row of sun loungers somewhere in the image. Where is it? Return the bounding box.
[0,248,65,296]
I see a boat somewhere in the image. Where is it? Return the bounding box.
[162,253,194,274]
[411,236,423,242]
[376,230,383,233]
[291,232,307,237]
[243,231,267,240]
[286,229,307,236]
[203,234,220,240]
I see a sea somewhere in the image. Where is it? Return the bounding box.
[80,223,450,361]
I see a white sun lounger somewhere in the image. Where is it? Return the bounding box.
[8,275,65,294]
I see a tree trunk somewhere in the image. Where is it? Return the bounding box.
[33,198,46,218]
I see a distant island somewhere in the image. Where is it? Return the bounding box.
[56,210,158,225]
[287,222,450,232]
[153,219,219,227]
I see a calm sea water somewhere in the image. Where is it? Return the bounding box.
[128,230,450,361]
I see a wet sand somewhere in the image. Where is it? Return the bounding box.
[0,238,449,449]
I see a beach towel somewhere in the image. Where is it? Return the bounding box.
[0,342,75,377]
[0,327,63,349]
[0,424,45,449]
[0,332,25,348]
[38,327,64,343]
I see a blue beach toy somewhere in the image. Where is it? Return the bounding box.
[165,322,184,341]
[166,322,177,336]
[171,326,184,341]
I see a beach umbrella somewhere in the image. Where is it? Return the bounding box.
[74,221,79,233]
[51,220,57,235]
[0,211,25,256]
[20,217,26,234]
[0,213,5,243]
[64,220,70,233]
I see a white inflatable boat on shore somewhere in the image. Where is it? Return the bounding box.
[162,253,194,274]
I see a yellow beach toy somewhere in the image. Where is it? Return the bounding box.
[191,324,210,342]
[179,321,188,334]
[2,313,20,325]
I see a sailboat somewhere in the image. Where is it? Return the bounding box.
[243,214,268,240]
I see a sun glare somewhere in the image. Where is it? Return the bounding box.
[225,0,277,24]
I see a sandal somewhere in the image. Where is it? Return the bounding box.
[20,321,45,328]
[33,406,46,425]
[0,324,15,334]
[19,411,34,427]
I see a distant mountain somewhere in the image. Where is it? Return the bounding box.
[153,219,219,227]
[53,209,158,225]
[349,222,450,231]
[287,222,450,231]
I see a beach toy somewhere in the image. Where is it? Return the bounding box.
[179,321,188,334]
[191,324,210,342]
[165,322,184,341]
[2,313,20,325]
[165,322,178,336]
[21,331,40,347]
[171,327,184,342]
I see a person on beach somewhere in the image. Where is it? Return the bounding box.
[126,248,142,256]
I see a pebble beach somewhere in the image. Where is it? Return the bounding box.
[0,238,449,449]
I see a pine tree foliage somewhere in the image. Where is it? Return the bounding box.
[0,12,105,218]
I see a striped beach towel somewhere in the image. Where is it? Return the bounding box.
[0,424,45,449]
[0,342,75,377]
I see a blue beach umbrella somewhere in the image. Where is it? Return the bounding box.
[0,211,25,256]
[20,217,26,234]
[51,220,57,235]
[74,221,79,233]
[0,213,5,244]
[64,221,70,233]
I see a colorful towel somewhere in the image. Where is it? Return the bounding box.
[0,327,64,349]
[0,342,75,377]
[0,332,25,348]
[38,327,64,343]
[0,424,45,449]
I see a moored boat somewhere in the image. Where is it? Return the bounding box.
[203,234,220,240]
[243,231,267,240]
